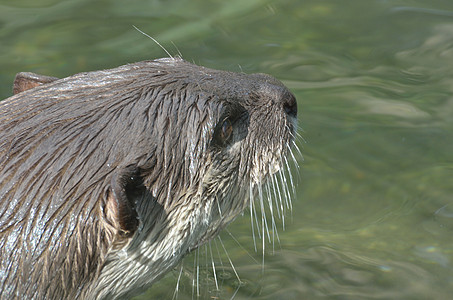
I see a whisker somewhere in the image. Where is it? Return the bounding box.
[250,185,262,241]
[264,182,274,249]
[192,249,197,299]
[208,242,219,291]
[132,25,173,59]
[294,129,305,142]
[265,181,278,253]
[283,156,296,198]
[172,264,184,300]
[273,173,286,228]
[258,184,271,243]
[196,248,200,297]
[272,216,281,249]
[258,185,266,272]
[204,244,209,296]
[212,238,225,269]
[288,144,301,173]
[253,197,262,240]
[229,285,241,300]
[170,41,183,59]
[278,169,292,211]
[292,137,304,157]
[270,175,282,219]
[225,229,259,264]
[218,236,241,284]
[249,184,257,252]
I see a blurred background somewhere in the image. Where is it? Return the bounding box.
[1,0,453,299]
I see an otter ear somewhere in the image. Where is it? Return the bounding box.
[105,167,141,238]
[13,72,59,94]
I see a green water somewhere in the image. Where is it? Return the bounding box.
[2,0,453,299]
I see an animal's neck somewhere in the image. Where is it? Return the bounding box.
[87,195,213,299]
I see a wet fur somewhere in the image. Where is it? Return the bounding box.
[0,58,297,299]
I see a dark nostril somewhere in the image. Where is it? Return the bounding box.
[283,93,297,117]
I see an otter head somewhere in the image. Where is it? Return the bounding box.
[0,58,297,299]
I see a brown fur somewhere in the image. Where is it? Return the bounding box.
[0,58,297,299]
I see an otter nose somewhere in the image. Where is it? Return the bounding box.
[282,92,297,118]
[250,73,298,117]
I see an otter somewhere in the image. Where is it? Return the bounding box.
[0,58,297,299]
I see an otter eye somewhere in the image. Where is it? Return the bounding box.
[213,118,233,147]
